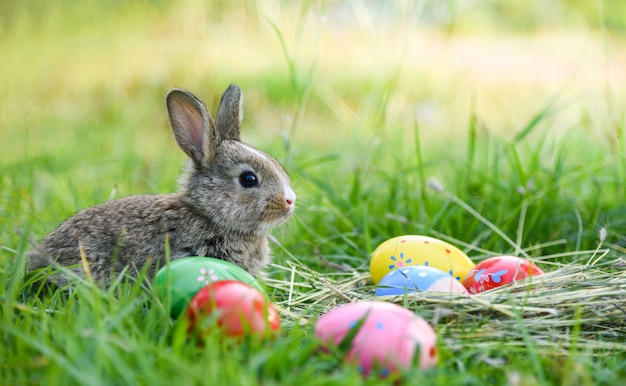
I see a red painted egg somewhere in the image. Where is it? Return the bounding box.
[185,280,280,338]
[463,256,544,294]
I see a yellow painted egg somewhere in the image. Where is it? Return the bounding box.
[369,235,475,284]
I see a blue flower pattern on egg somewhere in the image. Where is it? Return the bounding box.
[388,252,412,270]
[473,268,509,284]
[491,270,508,283]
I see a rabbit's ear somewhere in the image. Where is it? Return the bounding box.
[166,89,219,164]
[216,84,243,141]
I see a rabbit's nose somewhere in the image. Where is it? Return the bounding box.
[285,187,296,207]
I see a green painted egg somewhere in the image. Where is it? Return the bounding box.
[153,257,264,318]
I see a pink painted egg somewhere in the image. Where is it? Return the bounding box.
[314,301,438,377]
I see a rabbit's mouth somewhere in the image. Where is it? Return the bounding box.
[281,206,295,222]
[263,185,296,225]
[260,205,295,232]
[273,207,295,225]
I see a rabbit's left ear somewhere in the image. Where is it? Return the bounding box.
[166,88,219,165]
[216,84,242,141]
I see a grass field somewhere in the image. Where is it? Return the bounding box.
[2,0,626,384]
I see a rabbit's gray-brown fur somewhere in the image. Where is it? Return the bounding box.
[27,85,296,286]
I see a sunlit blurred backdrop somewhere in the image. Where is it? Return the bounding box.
[2,0,626,235]
[3,1,624,145]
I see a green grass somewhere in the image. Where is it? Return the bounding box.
[2,1,626,385]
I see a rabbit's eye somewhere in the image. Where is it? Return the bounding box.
[239,171,259,188]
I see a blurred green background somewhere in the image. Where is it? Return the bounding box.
[3,0,625,243]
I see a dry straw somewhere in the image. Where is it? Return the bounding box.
[267,254,626,355]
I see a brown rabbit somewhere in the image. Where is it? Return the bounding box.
[28,85,296,286]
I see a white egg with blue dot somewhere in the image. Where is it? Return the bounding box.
[375,265,468,296]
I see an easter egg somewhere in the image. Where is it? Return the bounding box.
[314,301,437,377]
[375,266,468,296]
[186,280,280,338]
[463,255,544,294]
[153,257,264,318]
[369,235,475,285]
